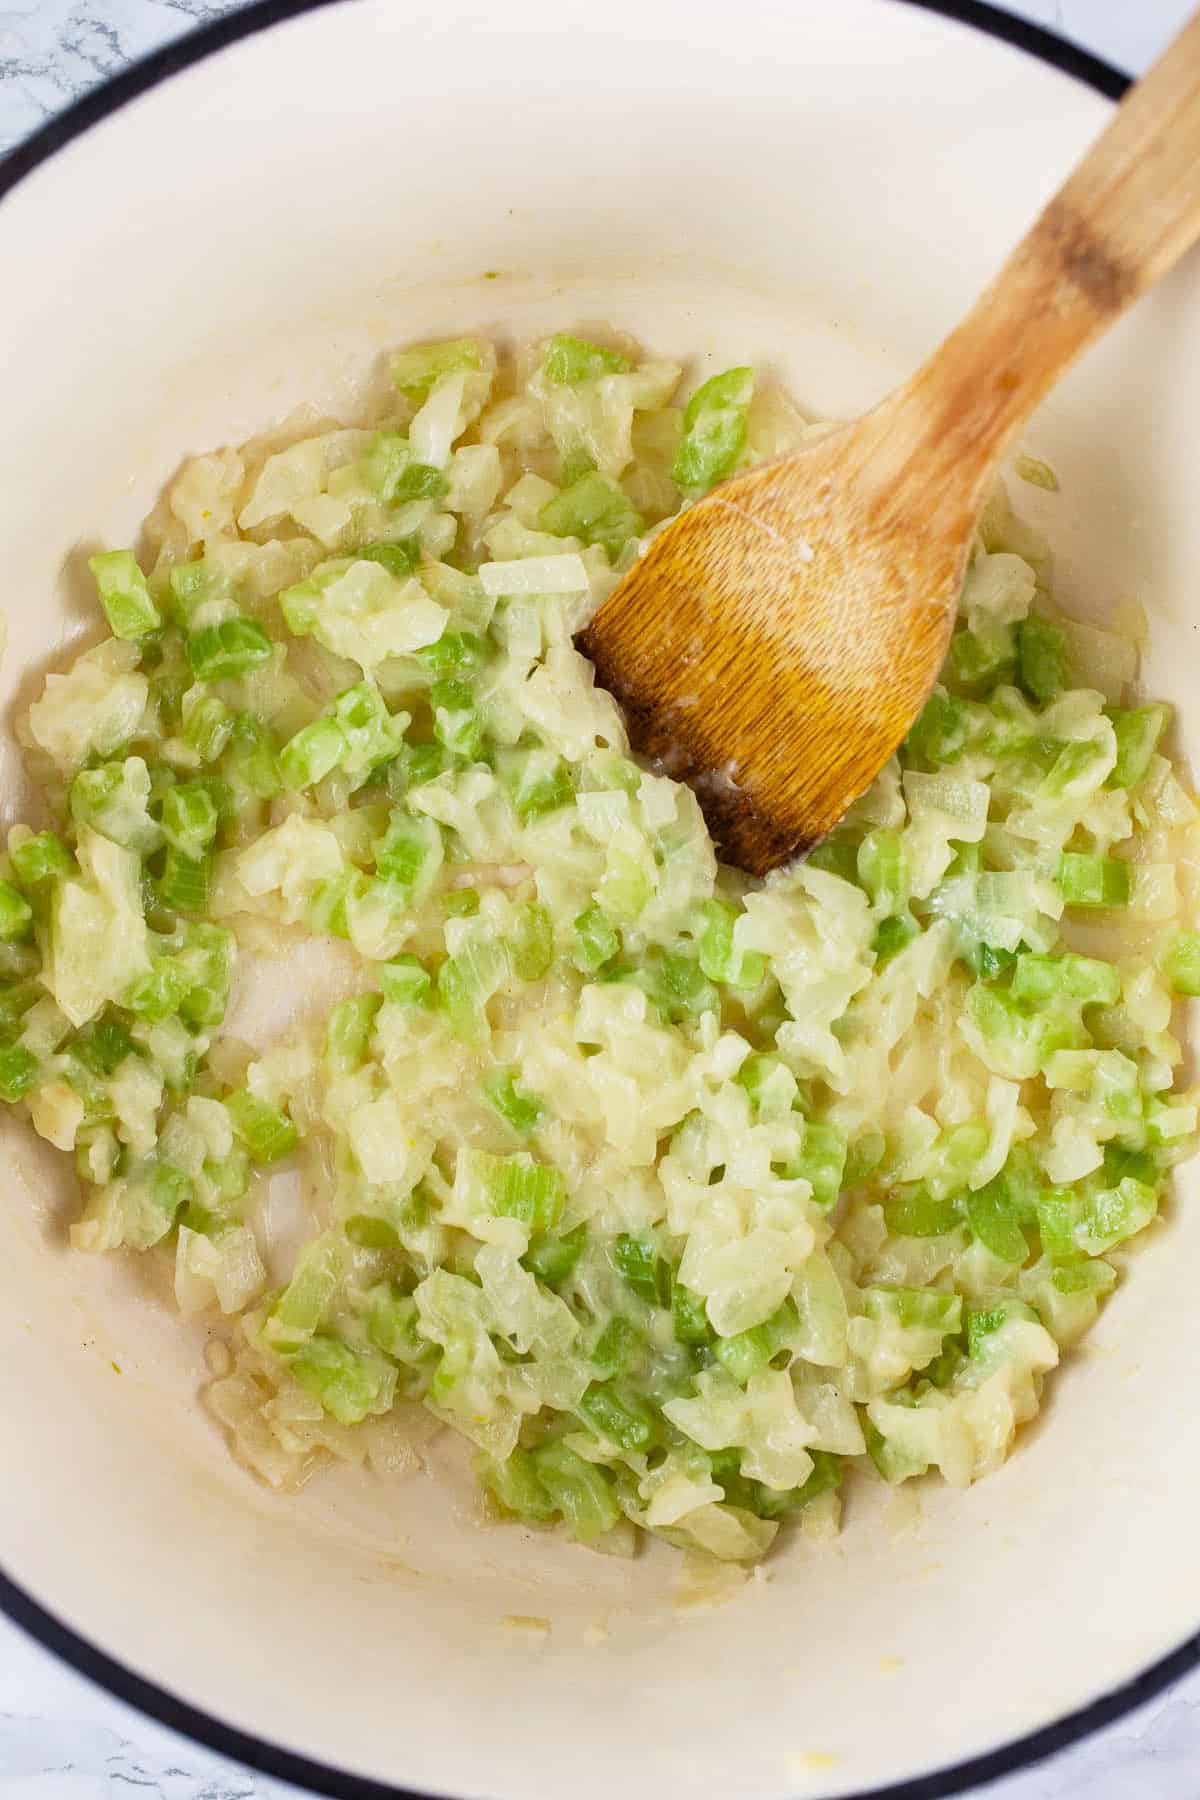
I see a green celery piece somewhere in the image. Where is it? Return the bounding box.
[478,1447,557,1523]
[873,913,919,967]
[572,905,620,974]
[577,1381,661,1452]
[429,677,482,760]
[781,1120,847,1208]
[857,829,909,914]
[964,1180,1029,1265]
[226,1088,298,1163]
[0,1042,38,1103]
[380,953,432,1006]
[537,472,644,561]
[862,1285,962,1332]
[417,631,488,677]
[289,1334,393,1425]
[158,847,212,915]
[487,1157,565,1231]
[392,337,484,398]
[366,1284,435,1364]
[89,549,161,640]
[750,1450,843,1520]
[279,717,347,791]
[1012,951,1121,1007]
[590,1314,641,1378]
[694,898,764,988]
[844,1130,886,1184]
[325,993,382,1073]
[306,869,363,941]
[69,762,162,856]
[542,334,631,384]
[965,1299,1038,1359]
[267,1236,343,1348]
[0,882,33,942]
[159,782,220,857]
[610,1234,672,1308]
[9,831,73,888]
[671,367,754,492]
[963,939,1017,982]
[863,1415,929,1485]
[671,1281,713,1346]
[529,1439,620,1540]
[356,538,421,578]
[373,812,441,897]
[510,901,554,981]
[883,1189,961,1237]
[499,747,575,825]
[483,1068,545,1134]
[904,688,969,765]
[73,1014,136,1077]
[183,693,234,763]
[438,888,480,920]
[344,1215,401,1250]
[950,622,1016,690]
[1105,704,1171,790]
[1050,1258,1117,1297]
[1017,617,1068,704]
[1040,737,1108,801]
[187,616,273,681]
[1057,852,1132,908]
[560,445,597,487]
[806,835,859,883]
[224,713,282,802]
[363,433,448,504]
[1162,930,1200,997]
[714,1298,799,1383]
[521,1226,586,1288]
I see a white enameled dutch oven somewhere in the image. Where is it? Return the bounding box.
[1,3,1198,1796]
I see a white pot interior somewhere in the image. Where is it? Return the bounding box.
[2,3,1199,1796]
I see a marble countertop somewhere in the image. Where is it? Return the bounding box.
[1,0,1198,1794]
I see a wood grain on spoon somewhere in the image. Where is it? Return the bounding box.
[578,10,1200,875]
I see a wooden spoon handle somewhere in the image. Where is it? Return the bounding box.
[894,9,1200,488]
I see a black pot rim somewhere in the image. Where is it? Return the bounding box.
[1,5,1188,1799]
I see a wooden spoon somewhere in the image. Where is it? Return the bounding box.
[578,12,1200,876]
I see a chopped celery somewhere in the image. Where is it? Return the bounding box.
[671,1282,713,1346]
[392,336,484,397]
[510,901,554,981]
[781,1120,847,1209]
[610,1235,672,1309]
[0,882,33,942]
[430,677,482,759]
[289,1335,394,1425]
[572,905,619,974]
[380,954,432,1006]
[577,1381,660,1451]
[872,913,919,966]
[1057,852,1131,908]
[1106,704,1170,790]
[9,831,73,889]
[279,718,346,791]
[226,1088,297,1163]
[671,366,753,493]
[159,782,220,857]
[883,1190,961,1237]
[522,1227,585,1289]
[1162,931,1200,997]
[529,1439,620,1540]
[538,473,644,561]
[1017,618,1068,704]
[1012,952,1121,1007]
[904,689,968,766]
[0,1042,38,1102]
[714,1298,798,1382]
[187,617,273,681]
[483,1068,545,1134]
[325,994,382,1072]
[357,538,421,578]
[542,334,630,384]
[158,847,212,915]
[695,898,765,988]
[857,829,909,914]
[487,1156,565,1230]
[89,550,161,640]
[591,1314,641,1378]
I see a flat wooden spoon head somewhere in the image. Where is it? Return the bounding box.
[579,406,968,873]
[579,9,1200,877]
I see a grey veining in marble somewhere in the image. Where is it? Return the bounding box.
[1,1,1199,1796]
